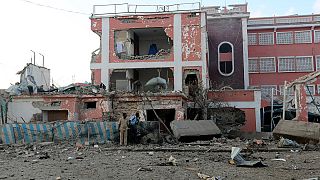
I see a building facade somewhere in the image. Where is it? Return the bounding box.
[90,3,208,92]
[248,14,320,99]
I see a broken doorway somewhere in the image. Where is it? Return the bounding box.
[146,109,175,132]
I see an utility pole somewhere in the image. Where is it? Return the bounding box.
[30,50,36,65]
[39,53,44,66]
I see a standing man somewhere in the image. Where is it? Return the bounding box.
[118,113,128,146]
[129,112,140,143]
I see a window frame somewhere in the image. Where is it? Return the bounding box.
[316,55,320,71]
[314,30,320,43]
[279,85,294,95]
[248,33,258,45]
[261,85,277,97]
[258,32,274,45]
[305,84,315,96]
[317,84,320,94]
[294,30,312,44]
[276,31,293,44]
[248,57,259,73]
[278,56,314,72]
[217,41,234,76]
[295,56,314,72]
[259,57,276,73]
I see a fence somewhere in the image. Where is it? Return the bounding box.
[0,121,160,145]
[0,121,118,145]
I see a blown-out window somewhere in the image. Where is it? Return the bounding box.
[218,42,234,76]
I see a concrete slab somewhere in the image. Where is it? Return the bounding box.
[170,120,221,142]
[273,120,320,143]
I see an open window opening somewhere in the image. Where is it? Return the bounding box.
[218,42,234,76]
[114,28,173,60]
[187,108,204,120]
[146,109,175,132]
[84,101,97,109]
[110,68,174,92]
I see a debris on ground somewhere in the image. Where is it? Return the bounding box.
[277,137,300,148]
[137,167,153,171]
[197,172,222,180]
[229,147,267,167]
[75,142,84,151]
[271,158,286,162]
[158,155,177,166]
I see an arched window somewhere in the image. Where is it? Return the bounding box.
[218,42,234,76]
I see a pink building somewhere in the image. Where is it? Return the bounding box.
[90,3,208,92]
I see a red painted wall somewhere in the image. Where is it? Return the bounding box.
[181,13,202,61]
[248,26,320,95]
[91,69,101,85]
[240,108,256,132]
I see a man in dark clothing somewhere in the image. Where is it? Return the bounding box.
[129,112,140,143]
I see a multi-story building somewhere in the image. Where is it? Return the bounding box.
[13,3,320,133]
[89,3,262,132]
[90,3,208,92]
[248,14,320,99]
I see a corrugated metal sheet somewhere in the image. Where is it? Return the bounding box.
[0,121,118,144]
[170,120,221,140]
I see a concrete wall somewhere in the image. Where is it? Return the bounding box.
[7,98,42,123]
[208,90,261,132]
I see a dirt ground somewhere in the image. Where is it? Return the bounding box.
[0,139,319,180]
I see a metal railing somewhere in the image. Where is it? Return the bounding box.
[92,2,201,16]
[248,15,320,26]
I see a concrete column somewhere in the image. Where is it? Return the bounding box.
[101,17,110,91]
[254,90,262,132]
[174,14,182,91]
[201,12,208,89]
[242,18,249,89]
[296,84,308,122]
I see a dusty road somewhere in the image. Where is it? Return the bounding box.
[0,140,319,180]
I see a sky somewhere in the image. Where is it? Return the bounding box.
[0,0,320,89]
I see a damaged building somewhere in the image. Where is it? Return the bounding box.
[4,2,320,139]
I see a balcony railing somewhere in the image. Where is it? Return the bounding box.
[92,2,201,17]
[203,3,248,15]
[248,15,320,26]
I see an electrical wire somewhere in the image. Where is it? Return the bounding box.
[16,0,90,16]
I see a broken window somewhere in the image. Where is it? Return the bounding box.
[218,42,234,76]
[84,101,97,109]
[110,68,174,92]
[114,28,173,60]
[184,73,199,96]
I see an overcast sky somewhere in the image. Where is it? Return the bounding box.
[0,0,320,89]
